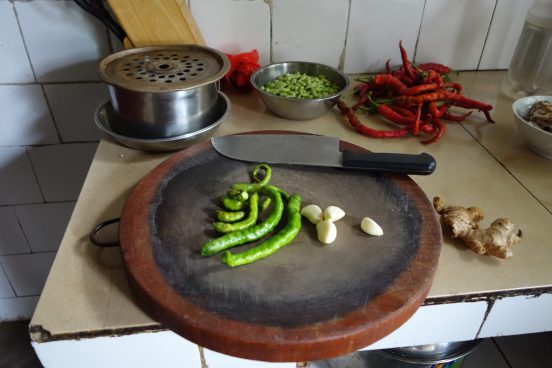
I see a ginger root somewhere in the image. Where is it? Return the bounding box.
[433,197,522,259]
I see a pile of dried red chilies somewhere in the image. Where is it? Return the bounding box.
[337,42,494,144]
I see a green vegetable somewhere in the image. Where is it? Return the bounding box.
[200,186,284,256]
[216,210,245,223]
[227,188,249,202]
[221,196,244,211]
[231,164,272,193]
[213,192,259,233]
[221,193,302,267]
[261,72,341,99]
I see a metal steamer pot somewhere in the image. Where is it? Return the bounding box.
[97,45,230,139]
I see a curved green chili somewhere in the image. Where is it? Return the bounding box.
[216,210,245,223]
[231,164,272,193]
[201,186,284,256]
[227,188,249,202]
[221,193,302,267]
[213,192,259,233]
[221,196,244,211]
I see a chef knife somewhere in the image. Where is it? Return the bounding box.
[211,134,436,175]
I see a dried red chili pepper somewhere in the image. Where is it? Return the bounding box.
[338,100,411,138]
[418,62,451,74]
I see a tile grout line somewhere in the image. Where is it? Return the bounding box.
[23,146,46,204]
[491,337,514,368]
[476,0,499,71]
[12,1,63,144]
[0,248,18,298]
[9,206,34,256]
[412,0,427,64]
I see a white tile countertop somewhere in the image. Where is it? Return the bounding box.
[29,71,552,368]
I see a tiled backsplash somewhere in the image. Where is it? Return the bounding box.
[0,0,530,321]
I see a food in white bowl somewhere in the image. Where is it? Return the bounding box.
[512,95,552,159]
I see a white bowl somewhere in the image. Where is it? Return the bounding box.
[512,95,552,159]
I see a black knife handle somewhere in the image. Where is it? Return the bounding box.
[342,151,436,175]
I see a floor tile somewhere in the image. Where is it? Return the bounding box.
[0,206,31,256]
[461,338,509,368]
[191,0,271,65]
[44,83,108,142]
[0,147,43,206]
[272,0,349,68]
[14,202,75,253]
[495,331,552,368]
[0,320,43,367]
[27,143,98,202]
[0,2,34,83]
[0,297,39,322]
[0,252,56,296]
[15,0,110,82]
[0,85,59,146]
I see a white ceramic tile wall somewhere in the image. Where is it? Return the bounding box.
[27,143,98,202]
[14,202,75,253]
[416,0,495,70]
[14,0,111,82]
[0,147,43,206]
[362,302,488,350]
[203,348,297,368]
[0,2,34,83]
[0,265,15,298]
[190,0,271,65]
[44,83,109,142]
[0,296,39,322]
[479,0,533,70]
[478,294,552,338]
[272,0,349,68]
[0,252,56,297]
[0,0,532,328]
[0,207,30,256]
[344,0,425,73]
[0,85,58,146]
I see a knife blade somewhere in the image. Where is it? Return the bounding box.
[211,134,436,175]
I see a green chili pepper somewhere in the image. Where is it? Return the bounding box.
[227,188,249,202]
[216,210,245,223]
[220,193,302,267]
[201,186,284,256]
[221,196,244,211]
[213,192,259,233]
[231,164,272,193]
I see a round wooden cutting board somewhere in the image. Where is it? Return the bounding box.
[118,131,442,362]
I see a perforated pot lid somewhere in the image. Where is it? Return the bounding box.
[98,45,230,93]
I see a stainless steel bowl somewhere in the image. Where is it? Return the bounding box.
[250,61,349,120]
[97,45,229,139]
[94,92,230,152]
[377,339,481,364]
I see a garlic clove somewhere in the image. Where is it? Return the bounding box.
[316,220,337,244]
[361,217,384,236]
[300,204,323,224]
[323,206,345,222]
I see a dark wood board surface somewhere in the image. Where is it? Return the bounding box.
[118,131,442,362]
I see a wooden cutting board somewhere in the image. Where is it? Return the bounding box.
[106,0,206,47]
[118,131,442,362]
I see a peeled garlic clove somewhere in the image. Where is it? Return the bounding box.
[316,220,337,244]
[323,206,345,222]
[361,217,383,236]
[301,204,323,224]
